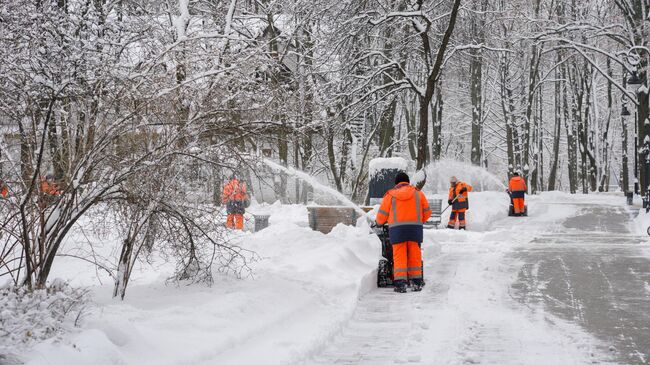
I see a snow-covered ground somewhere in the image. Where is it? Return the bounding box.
[6,191,649,365]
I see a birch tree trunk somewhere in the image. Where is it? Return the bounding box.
[548,56,562,191]
[469,0,486,166]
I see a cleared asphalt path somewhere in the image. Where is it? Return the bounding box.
[512,205,650,364]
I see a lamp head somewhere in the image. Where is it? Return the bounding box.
[622,105,631,116]
[628,72,642,86]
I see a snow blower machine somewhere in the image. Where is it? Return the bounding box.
[373,224,394,287]
[372,224,424,288]
[507,191,528,217]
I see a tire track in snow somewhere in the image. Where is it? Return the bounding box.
[303,255,455,365]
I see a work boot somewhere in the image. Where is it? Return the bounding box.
[459,226,466,230]
[447,225,455,229]
[394,282,407,293]
[411,280,424,292]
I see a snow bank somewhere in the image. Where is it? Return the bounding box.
[20,203,400,365]
[0,283,88,356]
[247,200,308,227]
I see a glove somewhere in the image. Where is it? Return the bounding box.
[448,200,453,205]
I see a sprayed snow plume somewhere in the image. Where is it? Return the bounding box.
[425,158,507,192]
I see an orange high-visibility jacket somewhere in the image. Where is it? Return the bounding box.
[222,179,247,204]
[508,176,527,198]
[39,178,60,196]
[448,181,473,210]
[376,182,431,244]
[1,185,7,198]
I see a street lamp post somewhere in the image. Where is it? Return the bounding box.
[627,69,642,196]
[633,110,641,195]
[625,52,648,211]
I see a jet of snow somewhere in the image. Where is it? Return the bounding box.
[262,159,371,220]
[424,159,507,193]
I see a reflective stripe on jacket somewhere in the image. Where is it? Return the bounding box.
[448,181,473,210]
[508,176,527,199]
[376,182,431,244]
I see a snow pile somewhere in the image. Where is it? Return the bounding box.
[458,192,510,231]
[1,281,88,355]
[368,157,409,177]
[21,204,407,365]
[247,200,309,227]
[633,208,650,236]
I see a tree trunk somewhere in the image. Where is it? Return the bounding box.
[469,0,486,166]
[404,96,418,160]
[621,65,630,194]
[114,236,134,300]
[431,88,444,161]
[598,59,613,192]
[379,97,397,157]
[327,123,343,192]
[469,46,483,166]
[277,125,288,202]
[500,55,516,176]
[548,58,562,191]
[523,46,540,180]
[564,64,578,194]
[415,0,462,172]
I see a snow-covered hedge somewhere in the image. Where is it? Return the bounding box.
[0,280,88,352]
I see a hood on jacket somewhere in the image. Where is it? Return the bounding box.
[388,183,417,201]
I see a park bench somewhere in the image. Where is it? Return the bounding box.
[307,206,359,234]
[424,199,442,229]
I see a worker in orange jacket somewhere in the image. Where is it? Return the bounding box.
[38,174,61,209]
[507,172,527,216]
[222,174,248,230]
[447,176,473,230]
[0,180,8,198]
[376,172,431,293]
[39,175,61,196]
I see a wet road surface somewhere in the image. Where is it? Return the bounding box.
[512,204,650,364]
